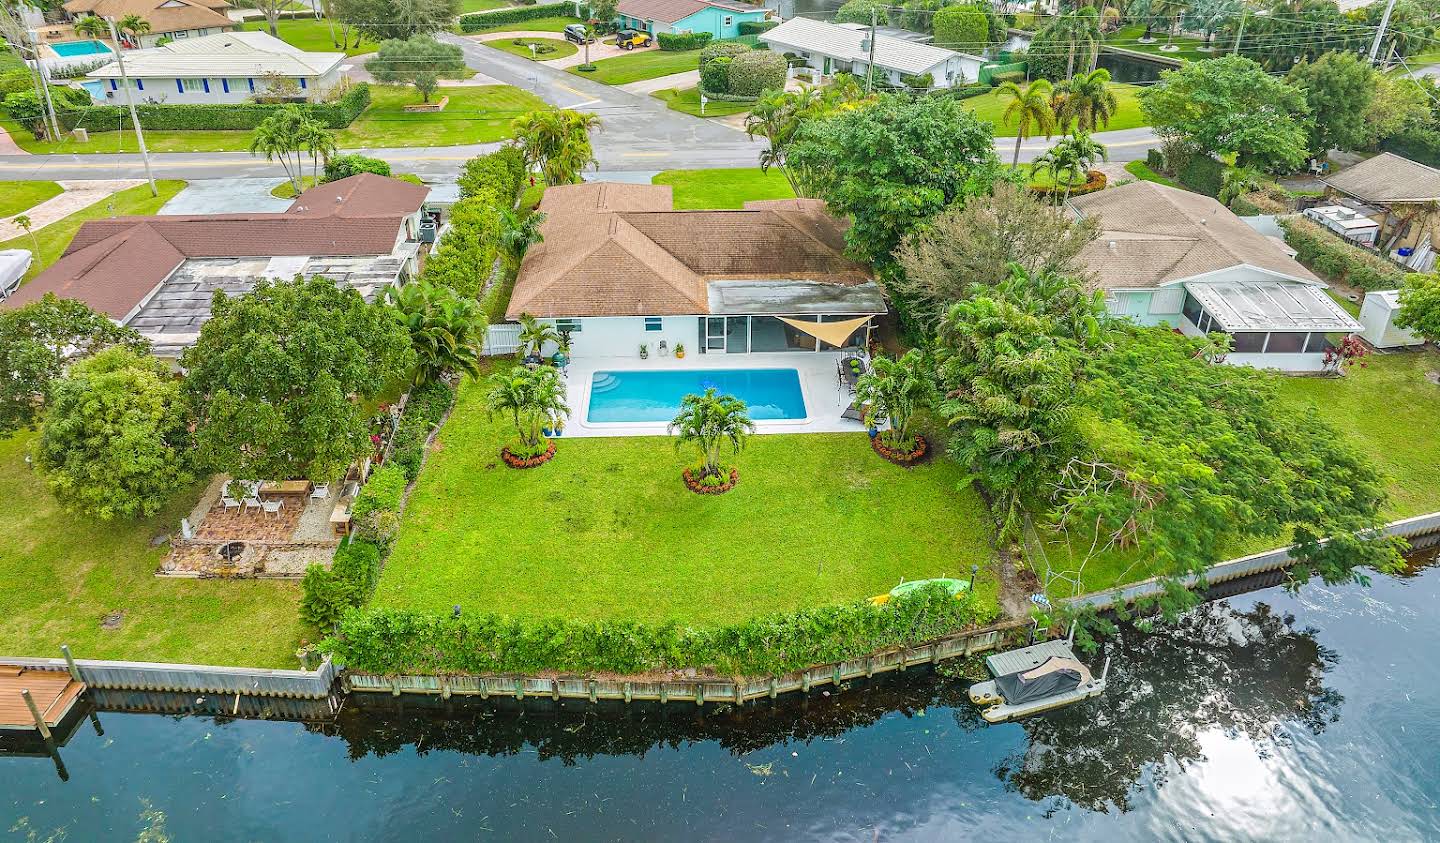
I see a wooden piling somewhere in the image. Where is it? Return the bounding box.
[21,689,52,740]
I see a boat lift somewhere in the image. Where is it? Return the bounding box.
[968,625,1110,723]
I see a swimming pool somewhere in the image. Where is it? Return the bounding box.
[51,40,112,57]
[588,369,806,423]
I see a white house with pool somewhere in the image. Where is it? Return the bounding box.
[1068,181,1363,372]
[507,182,887,435]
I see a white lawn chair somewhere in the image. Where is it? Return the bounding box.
[221,495,242,514]
[261,499,283,519]
[310,483,330,501]
[243,496,263,514]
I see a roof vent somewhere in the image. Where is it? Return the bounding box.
[1108,240,1117,252]
[1199,218,1207,225]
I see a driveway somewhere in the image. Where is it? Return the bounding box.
[467,31,650,70]
[159,177,294,215]
[0,179,144,239]
[620,69,700,95]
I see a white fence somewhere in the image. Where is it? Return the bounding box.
[484,323,521,356]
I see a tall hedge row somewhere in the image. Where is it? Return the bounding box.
[1278,216,1406,290]
[933,5,988,53]
[458,2,574,31]
[324,585,1000,676]
[56,83,370,132]
[657,31,712,50]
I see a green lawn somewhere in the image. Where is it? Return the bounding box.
[966,82,1147,137]
[0,181,64,218]
[0,432,306,666]
[652,167,796,208]
[652,86,751,118]
[482,36,577,61]
[462,15,583,33]
[241,18,375,56]
[3,85,548,153]
[1106,24,1213,63]
[460,0,512,11]
[1124,160,1178,187]
[1274,351,1440,519]
[568,47,700,85]
[373,379,997,624]
[0,181,185,282]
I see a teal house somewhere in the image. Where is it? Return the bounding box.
[614,0,770,38]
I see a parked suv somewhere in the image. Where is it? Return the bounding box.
[615,28,654,49]
[563,23,594,44]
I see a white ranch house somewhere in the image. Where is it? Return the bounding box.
[759,17,983,88]
[85,31,344,103]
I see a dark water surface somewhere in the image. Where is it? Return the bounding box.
[4,552,1440,842]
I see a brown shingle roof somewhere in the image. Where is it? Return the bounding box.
[1068,181,1319,290]
[7,174,426,319]
[63,0,234,35]
[507,183,870,319]
[1321,152,1440,204]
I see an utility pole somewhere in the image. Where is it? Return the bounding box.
[1369,0,1399,65]
[866,9,878,94]
[22,29,62,142]
[106,16,157,196]
[1231,9,1248,56]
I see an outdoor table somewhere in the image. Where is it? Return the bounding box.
[259,479,313,500]
[329,502,352,538]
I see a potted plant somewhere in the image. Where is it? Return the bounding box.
[639,343,649,360]
[675,343,686,359]
[552,330,572,367]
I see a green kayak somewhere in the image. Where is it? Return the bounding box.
[888,578,970,598]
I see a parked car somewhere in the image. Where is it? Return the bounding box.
[615,29,653,49]
[563,23,594,44]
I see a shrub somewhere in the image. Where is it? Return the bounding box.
[458,146,526,206]
[834,0,887,25]
[1146,147,1165,171]
[323,154,391,183]
[657,31,713,50]
[1278,215,1406,290]
[458,2,573,31]
[1176,152,1226,197]
[300,540,384,628]
[351,464,408,549]
[31,83,370,133]
[422,199,502,298]
[699,40,752,93]
[389,380,456,481]
[1029,168,1107,199]
[989,70,1026,86]
[934,4,988,53]
[900,72,934,90]
[324,584,1001,676]
[1228,195,1261,216]
[738,19,778,35]
[725,49,786,96]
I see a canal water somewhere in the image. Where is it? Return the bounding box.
[4,550,1439,841]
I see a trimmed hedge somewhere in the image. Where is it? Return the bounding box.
[657,31,712,50]
[900,72,934,90]
[458,145,525,205]
[351,463,408,549]
[739,19,779,35]
[989,70,1026,86]
[1176,152,1225,198]
[389,379,457,482]
[726,49,786,97]
[934,4,988,53]
[699,40,752,92]
[980,60,1026,85]
[458,2,574,31]
[324,584,1000,676]
[1278,215,1406,290]
[51,83,370,132]
[324,153,391,182]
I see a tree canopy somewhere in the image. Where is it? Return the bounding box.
[786,93,1004,264]
[1139,55,1311,173]
[511,110,600,186]
[1287,51,1378,155]
[332,0,459,42]
[33,347,192,520]
[181,276,414,482]
[1396,271,1440,342]
[365,36,465,103]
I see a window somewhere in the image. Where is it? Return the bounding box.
[299,78,307,89]
[555,319,582,333]
[174,29,188,37]
[724,15,733,25]
[1182,291,1203,327]
[1305,332,1331,353]
[109,79,117,91]
[1265,332,1307,353]
[247,77,255,93]
[1196,311,1213,334]
[181,78,204,92]
[1231,332,1266,353]
[644,317,662,332]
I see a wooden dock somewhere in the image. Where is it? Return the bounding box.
[0,664,85,734]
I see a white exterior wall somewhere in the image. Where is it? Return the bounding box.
[543,315,702,360]
[97,72,333,103]
[137,27,228,48]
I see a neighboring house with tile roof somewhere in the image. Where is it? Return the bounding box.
[85,31,344,104]
[759,17,983,88]
[1320,152,1440,271]
[507,182,884,358]
[64,0,235,48]
[615,0,769,38]
[5,174,429,359]
[1069,181,1361,372]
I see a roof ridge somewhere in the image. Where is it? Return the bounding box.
[606,216,708,310]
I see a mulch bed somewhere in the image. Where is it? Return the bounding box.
[870,434,929,466]
[682,466,740,495]
[501,441,556,469]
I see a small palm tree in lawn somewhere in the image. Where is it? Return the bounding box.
[297,118,337,187]
[13,214,37,254]
[118,14,151,46]
[515,313,559,363]
[385,281,488,386]
[854,349,937,453]
[995,79,1056,169]
[1054,68,1117,134]
[73,16,107,39]
[669,388,754,488]
[498,209,546,273]
[249,105,309,193]
[484,364,569,460]
[1042,132,1108,203]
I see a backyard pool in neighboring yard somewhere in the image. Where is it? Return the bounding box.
[50,39,112,57]
[588,368,806,422]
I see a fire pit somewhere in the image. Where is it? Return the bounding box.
[217,541,247,563]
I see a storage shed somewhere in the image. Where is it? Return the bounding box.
[1359,290,1425,349]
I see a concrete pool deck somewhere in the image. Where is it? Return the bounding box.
[558,352,870,438]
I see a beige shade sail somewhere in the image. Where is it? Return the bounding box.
[776,315,871,348]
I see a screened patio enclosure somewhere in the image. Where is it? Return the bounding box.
[701,281,886,355]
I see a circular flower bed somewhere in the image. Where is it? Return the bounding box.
[682,466,740,495]
[871,434,928,466]
[501,440,556,469]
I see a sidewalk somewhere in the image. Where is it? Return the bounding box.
[620,69,700,95]
[0,179,144,240]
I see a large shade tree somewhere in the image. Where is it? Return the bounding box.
[1287,51,1378,155]
[182,276,414,482]
[365,36,465,103]
[33,347,192,520]
[1395,271,1440,342]
[334,0,459,42]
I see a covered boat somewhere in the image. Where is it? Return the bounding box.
[969,639,1108,723]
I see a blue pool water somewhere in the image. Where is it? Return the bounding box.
[51,39,112,57]
[589,368,806,422]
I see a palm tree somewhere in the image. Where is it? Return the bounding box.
[1044,131,1108,202]
[1045,8,1101,78]
[1218,166,1263,207]
[385,282,488,386]
[296,118,337,187]
[483,365,569,457]
[1054,68,1118,134]
[668,388,754,482]
[853,350,937,451]
[515,313,560,363]
[1153,0,1190,48]
[995,79,1056,168]
[249,105,310,193]
[117,14,150,47]
[744,86,817,195]
[511,110,600,186]
[73,15,107,39]
[498,209,546,273]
